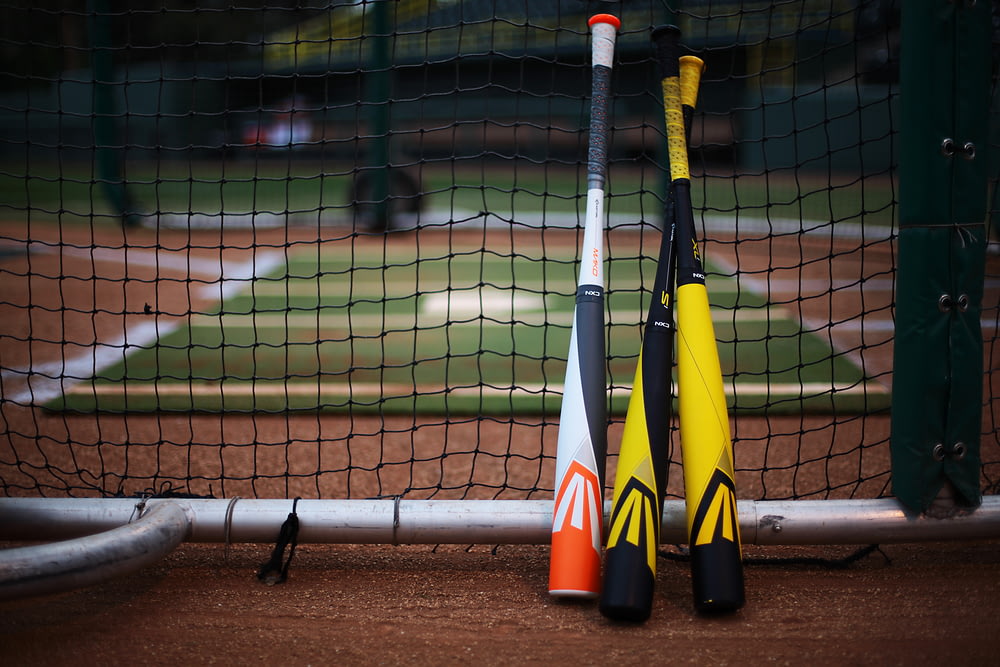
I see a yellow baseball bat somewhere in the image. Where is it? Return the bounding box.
[655,25,745,613]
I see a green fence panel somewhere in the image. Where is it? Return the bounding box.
[891,0,991,512]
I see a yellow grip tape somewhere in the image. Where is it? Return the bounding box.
[661,76,689,182]
[679,56,705,110]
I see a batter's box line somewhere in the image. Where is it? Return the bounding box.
[4,251,286,406]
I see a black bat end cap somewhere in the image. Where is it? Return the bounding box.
[599,602,652,623]
[651,25,682,77]
[651,25,681,40]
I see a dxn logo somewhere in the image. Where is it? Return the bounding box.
[691,468,740,547]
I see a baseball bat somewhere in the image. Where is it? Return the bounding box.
[549,13,620,599]
[653,25,745,613]
[599,39,704,622]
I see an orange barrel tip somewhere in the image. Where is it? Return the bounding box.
[588,14,621,30]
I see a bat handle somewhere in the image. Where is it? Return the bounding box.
[588,14,621,68]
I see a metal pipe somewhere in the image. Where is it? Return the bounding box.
[0,502,189,600]
[1,496,999,546]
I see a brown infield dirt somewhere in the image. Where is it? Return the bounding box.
[1,539,1000,666]
[2,221,999,665]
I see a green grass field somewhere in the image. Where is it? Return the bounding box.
[51,243,887,415]
[3,158,890,414]
[0,160,896,228]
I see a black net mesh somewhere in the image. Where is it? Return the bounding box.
[0,1,996,503]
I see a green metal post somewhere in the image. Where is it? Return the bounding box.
[366,0,392,231]
[89,0,135,225]
[892,0,992,512]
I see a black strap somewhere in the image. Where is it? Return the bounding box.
[257,497,301,585]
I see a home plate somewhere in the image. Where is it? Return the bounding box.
[421,288,545,319]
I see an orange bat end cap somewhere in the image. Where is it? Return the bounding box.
[548,537,602,598]
[588,13,621,30]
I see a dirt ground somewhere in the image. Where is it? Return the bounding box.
[1,223,999,665]
[2,539,999,666]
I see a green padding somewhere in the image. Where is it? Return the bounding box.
[891,225,986,511]
[950,2,992,227]
[897,1,954,227]
[944,224,987,507]
[899,1,991,229]
[892,0,991,513]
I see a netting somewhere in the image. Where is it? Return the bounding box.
[0,1,997,504]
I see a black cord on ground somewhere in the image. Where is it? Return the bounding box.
[658,544,891,568]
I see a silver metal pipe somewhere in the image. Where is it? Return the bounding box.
[0,502,189,601]
[1,496,999,546]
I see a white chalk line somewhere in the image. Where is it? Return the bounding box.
[189,306,783,330]
[140,205,898,242]
[64,379,888,400]
[3,251,286,406]
[28,244,230,279]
